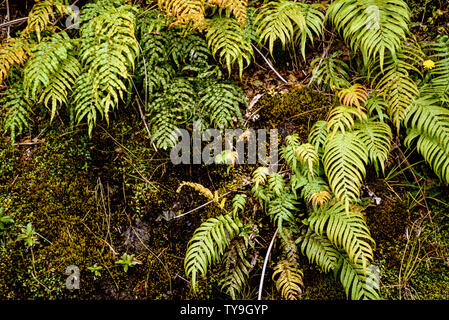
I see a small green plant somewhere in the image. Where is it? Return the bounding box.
[87,264,103,277]
[17,223,39,247]
[0,207,14,235]
[115,253,140,272]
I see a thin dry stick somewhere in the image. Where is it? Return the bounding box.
[258,228,278,300]
[252,44,288,84]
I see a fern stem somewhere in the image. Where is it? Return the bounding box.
[257,227,279,300]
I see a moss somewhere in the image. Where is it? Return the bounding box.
[256,86,330,142]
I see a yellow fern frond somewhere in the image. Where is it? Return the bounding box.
[158,0,207,29]
[23,0,73,41]
[295,143,319,176]
[327,105,368,138]
[272,259,304,300]
[177,181,226,208]
[208,0,248,25]
[0,38,32,85]
[338,84,368,112]
[309,190,332,208]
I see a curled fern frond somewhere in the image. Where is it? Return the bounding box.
[184,214,241,291]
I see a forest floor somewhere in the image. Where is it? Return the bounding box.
[1,0,449,300]
[1,68,449,299]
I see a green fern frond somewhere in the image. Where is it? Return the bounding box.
[232,194,247,216]
[370,40,424,130]
[295,143,319,176]
[310,51,350,91]
[355,120,392,175]
[23,0,73,41]
[307,202,375,273]
[327,0,410,66]
[255,0,324,59]
[199,81,246,129]
[75,4,139,133]
[23,32,80,121]
[327,105,367,138]
[335,253,381,300]
[308,120,328,154]
[0,83,33,144]
[404,96,449,182]
[268,191,298,232]
[205,16,253,78]
[298,228,339,273]
[422,35,449,101]
[323,131,369,210]
[184,214,241,292]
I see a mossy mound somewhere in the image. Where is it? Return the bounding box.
[256,86,330,142]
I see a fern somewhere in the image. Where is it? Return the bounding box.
[335,252,380,300]
[272,259,303,300]
[199,81,246,129]
[307,202,374,273]
[23,0,73,41]
[219,237,252,299]
[370,40,424,130]
[23,32,80,121]
[255,0,324,59]
[355,120,392,175]
[232,194,247,216]
[404,95,449,182]
[327,0,410,66]
[310,51,350,91]
[74,4,139,135]
[0,38,32,85]
[323,131,368,210]
[0,83,33,144]
[327,105,367,138]
[184,214,241,291]
[308,120,328,154]
[422,35,449,102]
[205,16,253,78]
[298,228,339,273]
